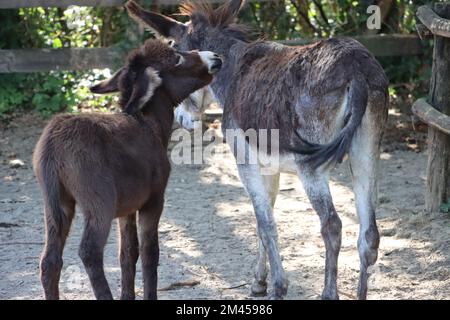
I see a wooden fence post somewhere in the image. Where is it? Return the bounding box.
[425,3,450,212]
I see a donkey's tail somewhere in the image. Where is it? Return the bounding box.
[289,74,368,170]
[34,143,67,236]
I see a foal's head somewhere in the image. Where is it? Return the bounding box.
[90,38,222,114]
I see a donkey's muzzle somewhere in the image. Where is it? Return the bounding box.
[198,51,223,74]
[210,57,222,74]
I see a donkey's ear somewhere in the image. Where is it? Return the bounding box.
[125,0,186,38]
[225,0,245,17]
[123,67,162,114]
[90,68,126,94]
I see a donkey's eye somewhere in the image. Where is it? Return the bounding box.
[175,54,185,67]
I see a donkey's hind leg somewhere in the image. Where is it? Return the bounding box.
[349,109,382,300]
[138,195,164,300]
[251,173,280,297]
[78,200,114,300]
[118,213,139,300]
[297,168,342,300]
[40,188,75,300]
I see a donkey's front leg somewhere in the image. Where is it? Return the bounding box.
[298,169,342,300]
[251,173,280,297]
[237,164,287,299]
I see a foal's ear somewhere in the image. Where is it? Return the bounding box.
[90,68,125,94]
[123,67,163,114]
[125,0,186,38]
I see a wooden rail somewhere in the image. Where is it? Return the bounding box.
[282,34,423,57]
[0,47,122,73]
[417,5,450,38]
[412,98,450,135]
[0,34,423,73]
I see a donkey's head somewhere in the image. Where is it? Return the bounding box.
[125,0,247,56]
[90,38,222,113]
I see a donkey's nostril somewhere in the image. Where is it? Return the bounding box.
[198,51,223,74]
[213,58,222,68]
[210,58,222,74]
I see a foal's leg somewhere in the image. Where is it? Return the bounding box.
[251,173,280,297]
[237,164,287,299]
[78,201,114,300]
[297,168,342,300]
[40,189,75,300]
[118,213,139,300]
[349,112,382,300]
[138,196,163,300]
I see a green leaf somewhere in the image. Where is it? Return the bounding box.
[52,38,62,48]
[49,95,63,111]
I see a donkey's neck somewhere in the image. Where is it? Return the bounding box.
[209,40,247,108]
[143,91,175,147]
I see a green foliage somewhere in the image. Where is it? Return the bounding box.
[0,71,117,118]
[0,7,122,118]
[241,0,433,39]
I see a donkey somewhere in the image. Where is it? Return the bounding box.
[175,87,215,130]
[33,38,222,300]
[125,0,389,300]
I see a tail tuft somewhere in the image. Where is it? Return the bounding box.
[34,141,67,236]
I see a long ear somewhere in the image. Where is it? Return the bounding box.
[123,67,162,114]
[125,0,186,38]
[90,67,126,94]
[221,0,245,17]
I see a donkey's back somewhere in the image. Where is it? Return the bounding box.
[33,113,169,219]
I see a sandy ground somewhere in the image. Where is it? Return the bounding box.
[0,111,448,300]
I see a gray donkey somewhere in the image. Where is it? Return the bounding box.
[126,0,389,299]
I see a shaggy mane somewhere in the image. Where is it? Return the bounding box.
[127,38,176,68]
[179,1,251,42]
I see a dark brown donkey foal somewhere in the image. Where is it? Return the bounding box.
[33,39,222,300]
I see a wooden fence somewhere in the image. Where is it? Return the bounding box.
[412,3,450,212]
[0,0,425,73]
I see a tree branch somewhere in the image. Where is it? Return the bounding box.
[290,0,318,35]
[312,0,330,28]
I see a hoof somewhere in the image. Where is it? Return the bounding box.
[269,278,288,300]
[357,291,367,300]
[120,294,136,300]
[250,280,268,297]
[268,293,284,300]
[321,291,339,300]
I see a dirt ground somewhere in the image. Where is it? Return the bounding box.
[0,110,448,300]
